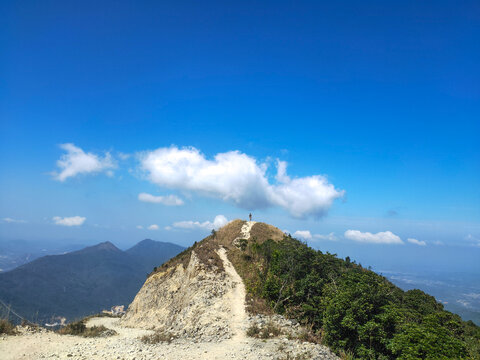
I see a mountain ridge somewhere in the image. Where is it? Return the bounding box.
[123,219,480,359]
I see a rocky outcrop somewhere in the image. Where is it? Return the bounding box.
[121,249,236,341]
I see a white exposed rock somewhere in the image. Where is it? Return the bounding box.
[121,250,235,341]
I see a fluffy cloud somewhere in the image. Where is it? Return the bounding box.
[293,230,312,240]
[52,143,116,181]
[169,215,229,231]
[53,216,86,226]
[139,147,344,218]
[148,224,159,230]
[344,230,404,244]
[2,217,27,223]
[313,232,338,241]
[138,193,184,206]
[407,238,426,246]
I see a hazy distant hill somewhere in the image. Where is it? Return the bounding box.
[0,239,85,272]
[126,238,184,268]
[0,239,184,324]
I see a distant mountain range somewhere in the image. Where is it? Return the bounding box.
[0,239,184,324]
[0,239,86,272]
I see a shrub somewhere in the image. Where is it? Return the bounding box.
[58,320,86,335]
[246,324,261,337]
[0,319,16,335]
[246,321,282,339]
[141,330,177,344]
[233,234,480,358]
[58,320,116,337]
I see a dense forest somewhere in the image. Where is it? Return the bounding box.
[232,235,480,359]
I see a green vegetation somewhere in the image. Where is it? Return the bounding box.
[235,235,480,359]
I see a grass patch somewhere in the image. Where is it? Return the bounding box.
[0,319,16,335]
[246,323,261,337]
[247,321,283,339]
[296,327,323,344]
[141,330,177,344]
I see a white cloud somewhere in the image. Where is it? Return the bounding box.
[148,224,159,230]
[313,232,338,241]
[52,216,86,226]
[169,215,229,231]
[293,230,312,240]
[2,217,27,223]
[407,238,426,246]
[294,230,337,241]
[139,147,344,218]
[136,225,143,229]
[138,192,184,206]
[344,230,404,245]
[465,234,480,247]
[52,143,116,181]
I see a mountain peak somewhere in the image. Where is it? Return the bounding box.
[78,241,121,254]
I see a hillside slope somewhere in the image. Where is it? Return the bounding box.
[123,220,480,359]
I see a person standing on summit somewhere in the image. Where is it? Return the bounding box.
[249,213,252,221]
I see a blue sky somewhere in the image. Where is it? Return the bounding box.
[0,1,479,273]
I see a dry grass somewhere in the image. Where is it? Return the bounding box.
[194,235,224,272]
[246,321,283,339]
[214,219,244,248]
[245,293,273,315]
[58,320,117,337]
[153,247,193,277]
[141,330,177,344]
[0,319,16,335]
[249,222,284,244]
[296,327,324,344]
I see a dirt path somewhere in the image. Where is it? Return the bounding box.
[216,247,247,341]
[240,221,256,239]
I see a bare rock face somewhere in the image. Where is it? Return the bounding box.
[121,250,235,341]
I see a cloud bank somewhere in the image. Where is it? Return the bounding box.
[344,230,404,244]
[139,147,344,218]
[169,215,229,231]
[138,193,184,206]
[53,143,116,181]
[53,216,86,226]
[407,238,426,246]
